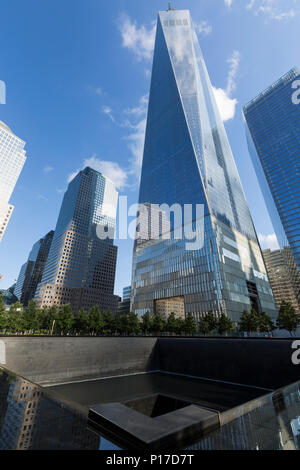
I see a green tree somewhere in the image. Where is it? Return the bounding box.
[239,309,260,336]
[174,318,186,335]
[276,301,298,337]
[150,314,166,335]
[0,294,8,332]
[23,300,39,333]
[74,310,89,335]
[184,313,198,336]
[116,314,128,335]
[88,306,104,335]
[198,316,210,336]
[8,302,24,333]
[141,312,153,335]
[57,304,74,335]
[166,313,178,334]
[258,312,275,334]
[43,306,58,334]
[0,294,5,315]
[217,314,234,336]
[126,312,141,336]
[206,312,218,333]
[9,302,23,315]
[102,310,115,335]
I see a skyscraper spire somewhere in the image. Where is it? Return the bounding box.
[131,9,277,322]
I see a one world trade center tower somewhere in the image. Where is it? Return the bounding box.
[131,8,277,322]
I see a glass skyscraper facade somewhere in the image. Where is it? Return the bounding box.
[262,247,300,315]
[15,230,54,306]
[243,68,300,271]
[0,121,27,242]
[117,286,132,316]
[131,8,277,322]
[35,167,119,314]
[122,286,131,301]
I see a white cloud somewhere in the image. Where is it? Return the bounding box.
[122,95,149,180]
[95,87,104,96]
[224,0,233,7]
[118,13,213,65]
[67,156,128,191]
[213,87,238,121]
[102,105,116,123]
[118,13,156,61]
[126,117,147,180]
[240,0,298,21]
[258,233,280,251]
[124,94,148,117]
[100,94,148,181]
[193,21,212,36]
[246,0,256,9]
[84,156,127,191]
[213,50,240,121]
[37,194,48,201]
[43,165,54,173]
[226,50,240,96]
[67,171,80,184]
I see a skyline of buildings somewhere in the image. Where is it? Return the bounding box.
[243,68,300,272]
[34,167,119,314]
[117,285,131,315]
[0,7,299,320]
[131,8,277,322]
[0,121,27,243]
[14,230,54,306]
[262,247,300,315]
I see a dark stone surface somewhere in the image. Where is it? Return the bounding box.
[157,338,300,390]
[124,394,191,418]
[88,402,220,451]
[0,337,159,384]
[48,371,264,411]
[1,337,299,390]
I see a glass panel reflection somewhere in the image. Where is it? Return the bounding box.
[0,368,119,450]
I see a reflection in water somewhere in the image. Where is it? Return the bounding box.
[0,370,109,450]
[186,381,300,450]
[1,367,300,450]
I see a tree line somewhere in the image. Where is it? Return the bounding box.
[0,295,298,336]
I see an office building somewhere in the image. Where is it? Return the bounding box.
[263,247,300,315]
[243,68,300,270]
[0,121,27,241]
[35,167,119,314]
[14,231,54,306]
[131,8,277,322]
[118,286,131,315]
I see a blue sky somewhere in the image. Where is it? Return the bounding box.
[0,0,299,296]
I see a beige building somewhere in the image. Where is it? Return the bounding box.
[262,247,300,315]
[0,121,27,242]
[155,296,185,320]
[35,167,119,314]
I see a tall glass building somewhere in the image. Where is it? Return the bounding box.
[15,230,54,306]
[0,121,27,242]
[131,8,277,322]
[35,167,119,314]
[243,68,300,271]
[262,247,300,315]
[117,286,132,316]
